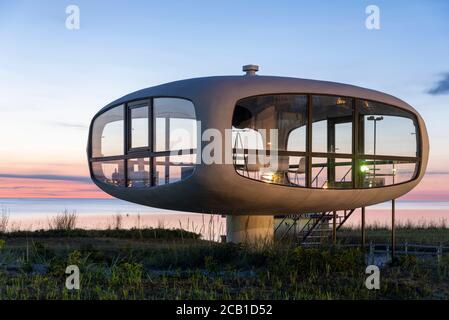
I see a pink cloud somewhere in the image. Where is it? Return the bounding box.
[400,174,449,202]
[0,177,110,199]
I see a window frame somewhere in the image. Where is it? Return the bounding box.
[127,99,151,152]
[91,104,125,158]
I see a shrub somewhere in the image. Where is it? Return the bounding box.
[0,206,9,233]
[49,210,78,231]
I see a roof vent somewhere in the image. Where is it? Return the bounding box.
[242,64,259,76]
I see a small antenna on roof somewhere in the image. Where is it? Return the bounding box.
[242,64,259,76]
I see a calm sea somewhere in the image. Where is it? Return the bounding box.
[1,198,449,235]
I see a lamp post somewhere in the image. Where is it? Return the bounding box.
[367,116,384,180]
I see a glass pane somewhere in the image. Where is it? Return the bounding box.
[329,158,353,189]
[287,156,306,186]
[234,153,305,187]
[232,129,265,151]
[92,160,125,187]
[287,126,306,152]
[234,150,269,181]
[358,100,419,157]
[92,105,124,157]
[312,96,353,153]
[154,156,167,186]
[232,95,308,152]
[358,159,418,188]
[169,154,196,183]
[130,105,149,148]
[154,98,197,152]
[127,158,150,187]
[155,117,167,152]
[311,157,353,189]
[335,122,352,154]
[154,154,196,186]
[311,157,328,188]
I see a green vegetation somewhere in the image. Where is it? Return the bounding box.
[1,226,449,299]
[339,223,449,245]
[2,228,200,241]
[1,209,449,299]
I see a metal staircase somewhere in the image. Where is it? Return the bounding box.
[298,209,355,246]
[295,165,355,246]
[275,209,356,246]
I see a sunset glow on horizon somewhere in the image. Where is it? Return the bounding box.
[0,177,110,199]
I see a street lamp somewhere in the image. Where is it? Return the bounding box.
[367,116,384,180]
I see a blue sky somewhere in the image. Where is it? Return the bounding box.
[0,0,448,197]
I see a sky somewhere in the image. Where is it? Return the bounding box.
[0,0,448,199]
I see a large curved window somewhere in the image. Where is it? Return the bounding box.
[312,96,353,154]
[92,160,125,187]
[232,94,308,186]
[232,94,420,189]
[358,100,418,157]
[90,98,197,188]
[154,98,197,152]
[92,105,124,158]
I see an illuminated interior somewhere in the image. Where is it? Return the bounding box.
[232,94,420,189]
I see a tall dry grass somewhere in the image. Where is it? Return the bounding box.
[0,206,10,233]
[111,214,123,230]
[48,209,78,230]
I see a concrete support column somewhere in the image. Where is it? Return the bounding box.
[226,215,274,244]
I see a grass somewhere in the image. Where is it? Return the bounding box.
[48,209,78,230]
[1,228,200,241]
[339,223,449,245]
[2,209,449,299]
[1,226,449,299]
[0,206,9,233]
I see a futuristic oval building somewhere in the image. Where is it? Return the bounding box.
[88,65,429,244]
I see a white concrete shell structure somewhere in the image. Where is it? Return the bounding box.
[88,66,429,244]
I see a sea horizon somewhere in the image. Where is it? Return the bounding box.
[1,198,449,232]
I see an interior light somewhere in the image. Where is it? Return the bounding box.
[360,165,370,173]
[261,172,274,183]
[336,98,346,105]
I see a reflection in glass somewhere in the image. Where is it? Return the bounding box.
[287,126,306,152]
[154,154,196,186]
[358,100,418,157]
[312,96,353,153]
[234,154,306,187]
[92,160,125,187]
[311,158,352,189]
[232,129,265,151]
[92,105,124,157]
[233,95,308,152]
[127,158,150,187]
[130,104,149,148]
[311,158,328,188]
[154,98,197,152]
[358,159,417,188]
